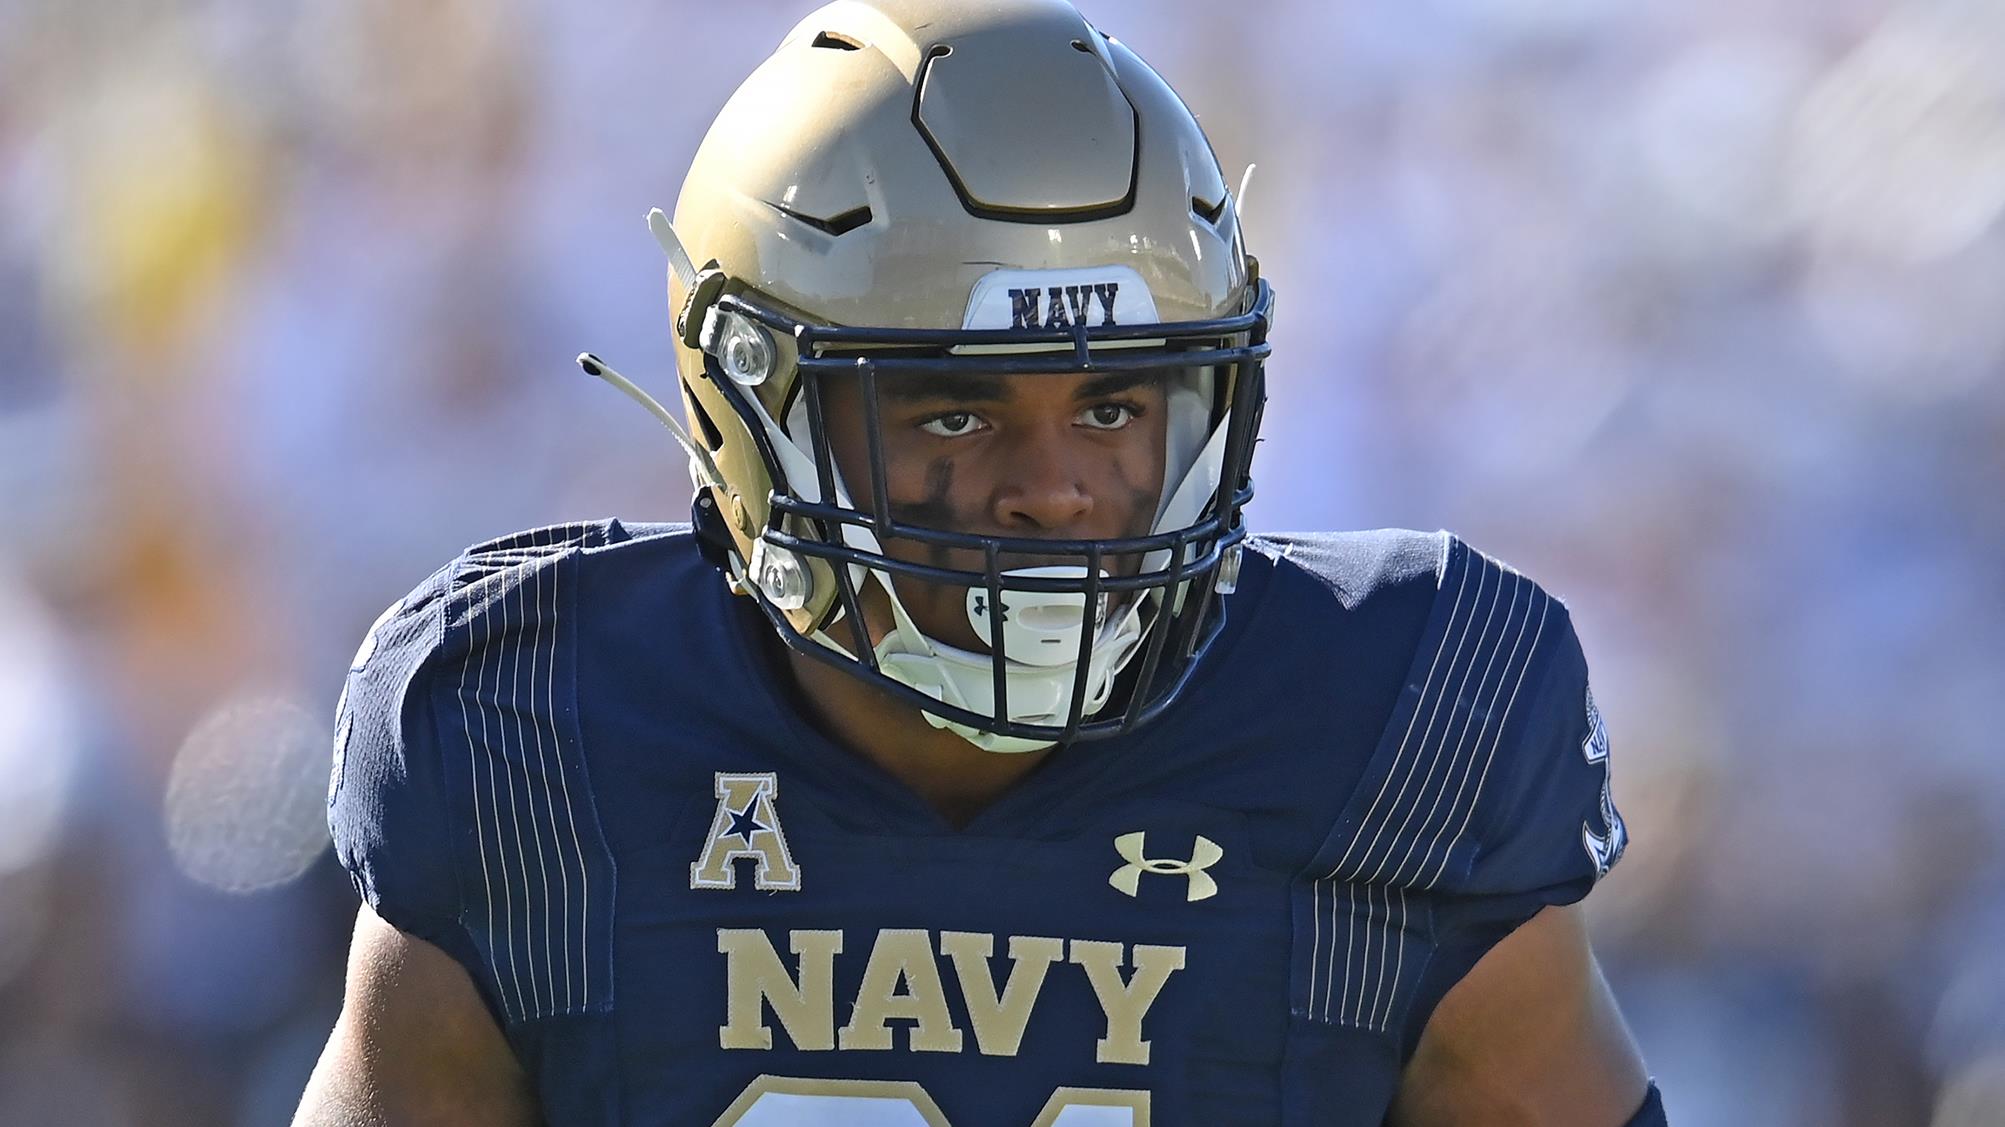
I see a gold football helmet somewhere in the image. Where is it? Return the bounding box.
[587,0,1271,751]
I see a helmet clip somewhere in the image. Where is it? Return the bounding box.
[750,539,812,610]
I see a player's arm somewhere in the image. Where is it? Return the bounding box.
[293,904,542,1127]
[1387,902,1651,1127]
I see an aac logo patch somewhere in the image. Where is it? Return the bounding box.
[1109,832,1223,902]
[692,772,800,891]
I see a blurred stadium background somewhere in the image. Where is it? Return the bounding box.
[2,0,2002,1122]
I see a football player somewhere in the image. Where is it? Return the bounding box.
[295,1,1663,1124]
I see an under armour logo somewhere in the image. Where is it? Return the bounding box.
[1109,832,1223,902]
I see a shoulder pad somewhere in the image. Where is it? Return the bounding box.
[458,518,650,565]
[1293,537,1629,1040]
[329,563,460,943]
[1304,535,1627,901]
[1253,529,1450,611]
[330,523,623,1025]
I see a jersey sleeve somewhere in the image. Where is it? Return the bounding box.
[1303,537,1629,916]
[327,564,471,957]
[328,525,623,1028]
[1459,600,1627,910]
[1399,568,1631,1060]
[1284,537,1634,1063]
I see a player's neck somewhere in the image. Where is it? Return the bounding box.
[779,644,1053,828]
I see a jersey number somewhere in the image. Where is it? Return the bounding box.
[713,1076,1148,1126]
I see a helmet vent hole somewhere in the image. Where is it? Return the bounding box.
[1071,38,1093,53]
[682,380,726,451]
[811,30,863,50]
[928,44,953,59]
[771,202,873,237]
[1192,195,1228,225]
[820,205,872,236]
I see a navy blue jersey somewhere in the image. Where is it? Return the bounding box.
[329,522,1627,1126]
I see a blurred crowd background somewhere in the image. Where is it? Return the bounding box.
[1,0,2001,1123]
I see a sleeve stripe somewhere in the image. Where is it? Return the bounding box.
[1318,542,1475,884]
[1311,546,1485,1025]
[1420,590,1550,891]
[504,529,549,1019]
[455,587,505,1019]
[517,528,556,1014]
[454,526,607,1023]
[1303,546,1475,1024]
[522,531,564,1011]
[1375,573,1541,889]
[1352,567,1517,887]
[464,565,528,1022]
[1305,542,1556,1031]
[542,526,595,1011]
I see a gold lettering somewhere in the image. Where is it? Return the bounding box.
[1069,940,1185,1066]
[717,928,841,1051]
[838,929,965,1053]
[939,932,1063,1058]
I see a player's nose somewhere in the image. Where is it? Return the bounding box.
[993,426,1094,532]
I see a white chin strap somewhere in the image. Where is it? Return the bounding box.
[749,372,1231,754]
[866,567,1149,754]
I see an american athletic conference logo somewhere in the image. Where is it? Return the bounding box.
[1109,831,1224,902]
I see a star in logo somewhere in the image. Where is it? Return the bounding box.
[692,772,800,892]
[725,802,767,845]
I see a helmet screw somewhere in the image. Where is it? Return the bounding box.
[751,540,811,610]
[706,309,776,387]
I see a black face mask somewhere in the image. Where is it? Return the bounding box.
[699,279,1273,745]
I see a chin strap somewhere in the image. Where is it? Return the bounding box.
[807,566,1149,754]
[864,580,1149,754]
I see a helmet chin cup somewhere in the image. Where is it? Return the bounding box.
[956,728,1063,755]
[751,540,811,611]
[875,651,1060,754]
[967,566,1109,670]
[872,593,1147,753]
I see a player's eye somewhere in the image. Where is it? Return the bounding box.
[1077,401,1141,430]
[918,410,988,438]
